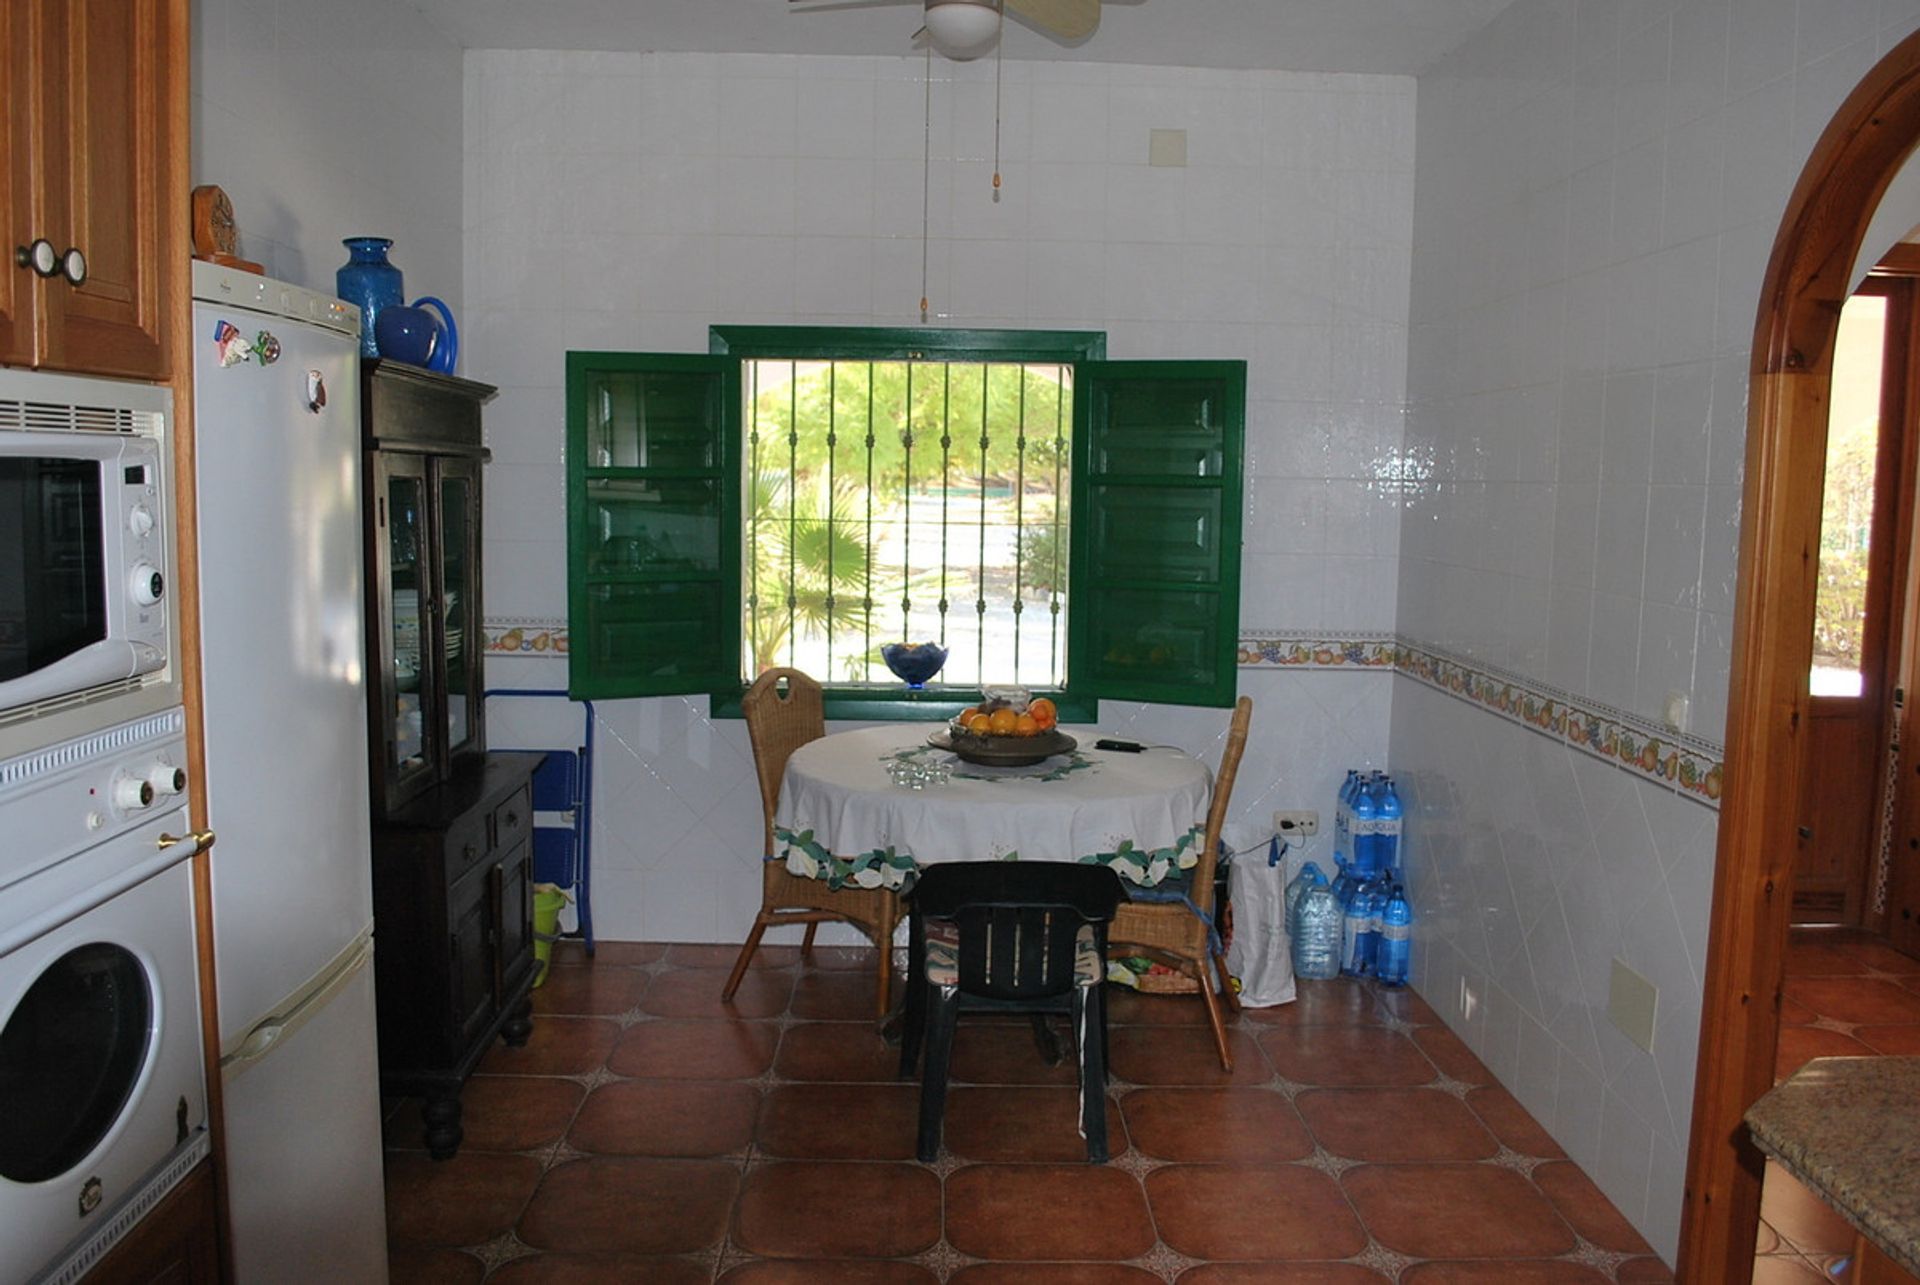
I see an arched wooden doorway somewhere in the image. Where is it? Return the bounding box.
[1680,27,1920,1283]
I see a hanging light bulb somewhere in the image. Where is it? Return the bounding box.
[923,0,1000,61]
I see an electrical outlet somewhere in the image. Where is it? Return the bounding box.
[1273,810,1319,837]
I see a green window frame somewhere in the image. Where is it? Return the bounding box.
[566,328,1244,716]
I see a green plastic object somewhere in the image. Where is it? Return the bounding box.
[532,884,570,987]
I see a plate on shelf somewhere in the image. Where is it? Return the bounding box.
[928,727,1076,767]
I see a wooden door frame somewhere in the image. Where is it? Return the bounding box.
[1678,28,1920,1282]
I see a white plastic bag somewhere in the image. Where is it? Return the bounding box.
[1225,834,1297,1007]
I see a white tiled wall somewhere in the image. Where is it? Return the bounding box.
[191,0,464,307]
[1397,0,1920,1261]
[466,50,1417,943]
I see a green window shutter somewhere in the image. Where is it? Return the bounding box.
[567,352,742,699]
[1068,360,1245,708]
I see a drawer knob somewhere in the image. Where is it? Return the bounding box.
[463,843,478,862]
[15,238,55,277]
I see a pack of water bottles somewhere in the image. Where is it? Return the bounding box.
[1287,770,1413,986]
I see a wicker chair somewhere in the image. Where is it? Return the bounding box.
[721,667,901,1020]
[1107,694,1252,1070]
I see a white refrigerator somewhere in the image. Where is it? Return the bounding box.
[190,261,389,1283]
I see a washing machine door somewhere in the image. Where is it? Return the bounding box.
[0,942,153,1184]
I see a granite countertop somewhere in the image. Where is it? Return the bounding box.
[1745,1056,1920,1276]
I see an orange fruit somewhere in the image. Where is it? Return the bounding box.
[1014,713,1040,737]
[957,706,981,724]
[964,712,992,735]
[987,707,1018,736]
[1028,698,1057,730]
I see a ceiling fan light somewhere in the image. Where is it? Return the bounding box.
[924,0,1000,60]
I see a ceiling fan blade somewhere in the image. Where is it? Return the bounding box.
[1006,0,1099,41]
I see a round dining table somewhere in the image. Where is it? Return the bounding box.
[772,725,1213,893]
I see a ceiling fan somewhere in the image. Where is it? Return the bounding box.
[788,0,1104,61]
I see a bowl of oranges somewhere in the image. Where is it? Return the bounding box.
[930,693,1073,766]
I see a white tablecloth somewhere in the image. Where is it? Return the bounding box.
[772,726,1213,892]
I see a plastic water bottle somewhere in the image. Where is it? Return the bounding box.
[1334,770,1357,867]
[1341,885,1371,975]
[1351,779,1378,877]
[1378,884,1412,986]
[1377,777,1403,876]
[1332,863,1359,914]
[1293,883,1342,980]
[1284,860,1326,942]
[1367,878,1388,971]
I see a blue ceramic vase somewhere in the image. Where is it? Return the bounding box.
[336,237,403,358]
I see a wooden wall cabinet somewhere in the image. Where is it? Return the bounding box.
[80,1161,217,1285]
[2,0,174,379]
[361,361,540,1159]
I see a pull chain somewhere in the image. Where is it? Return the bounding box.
[992,1,1004,202]
[921,43,933,324]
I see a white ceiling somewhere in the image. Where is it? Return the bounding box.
[412,0,1521,77]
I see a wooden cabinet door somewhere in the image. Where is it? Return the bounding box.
[0,0,36,366]
[447,866,494,1055]
[35,0,170,379]
[496,841,535,989]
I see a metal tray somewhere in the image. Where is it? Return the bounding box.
[928,727,1077,767]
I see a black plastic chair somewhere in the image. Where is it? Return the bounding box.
[897,861,1125,1163]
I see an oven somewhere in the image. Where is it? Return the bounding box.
[0,707,208,1284]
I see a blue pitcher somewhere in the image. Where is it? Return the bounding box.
[372,296,460,373]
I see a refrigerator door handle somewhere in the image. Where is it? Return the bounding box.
[221,934,375,1083]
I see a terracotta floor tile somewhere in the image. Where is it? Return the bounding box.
[1106,986,1211,1025]
[1174,1267,1388,1284]
[1749,1257,1832,1283]
[1398,1264,1610,1283]
[1760,1162,1858,1256]
[720,1262,939,1284]
[946,1163,1156,1260]
[1756,1219,1783,1254]
[476,1016,621,1076]
[947,1019,1086,1085]
[518,1157,737,1254]
[1781,977,1920,1026]
[1530,1160,1654,1254]
[642,967,795,1020]
[1258,1024,1437,1086]
[734,1162,939,1258]
[1835,938,1920,974]
[1371,986,1442,1024]
[1296,1087,1497,1162]
[1778,995,1819,1025]
[386,1246,484,1284]
[803,945,891,971]
[940,1086,1128,1162]
[1237,977,1381,1025]
[1146,1163,1366,1261]
[1783,940,1867,976]
[486,1253,714,1284]
[1614,1257,1677,1284]
[1464,1086,1567,1159]
[609,1019,778,1079]
[1857,1023,1920,1054]
[949,1267,1163,1285]
[1409,1024,1493,1084]
[1107,1025,1270,1085]
[569,1080,760,1157]
[1773,1026,1874,1080]
[533,964,649,1016]
[1119,1087,1312,1162]
[790,969,892,1020]
[1342,1163,1576,1258]
[384,1076,582,1154]
[553,940,667,966]
[670,942,800,969]
[383,1151,542,1247]
[773,1021,903,1082]
[757,1083,919,1159]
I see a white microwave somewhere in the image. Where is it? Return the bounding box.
[0,370,178,757]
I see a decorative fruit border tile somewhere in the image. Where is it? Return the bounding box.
[479,619,1724,808]
[1240,630,1724,810]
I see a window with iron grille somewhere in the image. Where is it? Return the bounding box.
[566,328,1247,715]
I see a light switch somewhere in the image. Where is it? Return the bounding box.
[1149,129,1187,167]
[1608,957,1658,1053]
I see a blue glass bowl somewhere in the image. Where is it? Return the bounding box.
[882,642,948,689]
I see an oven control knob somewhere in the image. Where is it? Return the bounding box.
[129,563,164,606]
[146,763,186,796]
[86,811,105,832]
[128,504,154,537]
[113,775,155,811]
